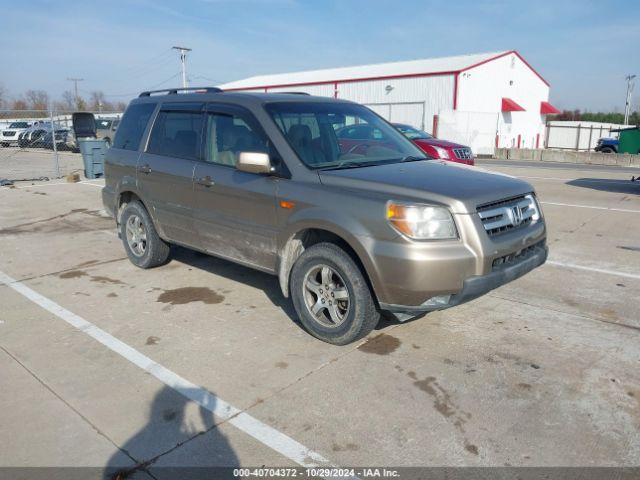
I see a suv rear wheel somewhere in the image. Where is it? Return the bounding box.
[290,243,379,345]
[120,200,170,268]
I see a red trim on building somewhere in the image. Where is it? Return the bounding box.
[334,82,338,98]
[536,133,540,148]
[517,134,522,148]
[453,72,459,110]
[502,97,526,112]
[495,134,499,148]
[540,101,560,114]
[432,114,439,137]
[460,50,550,87]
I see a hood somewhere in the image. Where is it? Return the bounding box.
[318,160,533,214]
[414,138,468,149]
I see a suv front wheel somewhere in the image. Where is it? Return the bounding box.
[290,243,379,345]
[120,200,170,268]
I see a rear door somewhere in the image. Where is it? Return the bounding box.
[138,102,204,245]
[192,103,279,271]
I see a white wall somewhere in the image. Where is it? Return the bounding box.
[457,52,550,150]
[546,121,629,151]
[337,74,454,130]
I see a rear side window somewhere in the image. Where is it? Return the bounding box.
[113,103,156,151]
[147,110,203,160]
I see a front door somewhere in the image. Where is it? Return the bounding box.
[137,102,204,245]
[192,104,279,271]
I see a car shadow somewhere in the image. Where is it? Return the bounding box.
[566,177,640,195]
[169,246,300,323]
[104,386,238,479]
[168,246,412,334]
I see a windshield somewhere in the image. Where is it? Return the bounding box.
[266,102,427,170]
[394,124,433,140]
[9,122,29,129]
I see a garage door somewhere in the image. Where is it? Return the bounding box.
[364,102,425,130]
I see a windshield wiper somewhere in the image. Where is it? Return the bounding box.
[319,160,380,171]
[398,155,428,163]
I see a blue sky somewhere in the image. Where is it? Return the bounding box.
[2,0,639,111]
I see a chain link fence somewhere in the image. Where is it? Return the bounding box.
[0,109,122,182]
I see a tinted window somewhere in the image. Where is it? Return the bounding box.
[147,110,203,160]
[113,103,155,151]
[204,112,268,167]
[9,122,29,129]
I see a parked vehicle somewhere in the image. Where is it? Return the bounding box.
[1,121,33,147]
[103,88,547,345]
[17,122,51,148]
[594,137,619,153]
[393,123,475,165]
[95,118,120,148]
[42,128,77,151]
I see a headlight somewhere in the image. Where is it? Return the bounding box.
[387,202,457,240]
[432,146,450,159]
[524,193,542,222]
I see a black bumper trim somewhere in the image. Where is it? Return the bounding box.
[380,245,548,314]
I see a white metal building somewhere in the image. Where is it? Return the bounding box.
[220,50,559,155]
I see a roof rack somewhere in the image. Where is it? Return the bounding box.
[138,87,223,97]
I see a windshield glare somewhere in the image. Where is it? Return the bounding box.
[394,124,433,140]
[266,102,426,169]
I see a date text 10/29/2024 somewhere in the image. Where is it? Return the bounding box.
[233,467,400,478]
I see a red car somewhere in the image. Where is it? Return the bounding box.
[393,123,475,166]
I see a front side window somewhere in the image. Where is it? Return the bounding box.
[203,112,268,167]
[266,102,426,170]
[147,110,203,160]
[113,103,156,151]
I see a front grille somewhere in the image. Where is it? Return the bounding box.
[492,240,544,270]
[477,194,538,236]
[453,148,473,160]
[3,131,15,137]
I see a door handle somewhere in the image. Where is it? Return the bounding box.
[137,164,152,174]
[196,175,214,187]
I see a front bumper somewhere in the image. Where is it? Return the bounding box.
[379,242,547,314]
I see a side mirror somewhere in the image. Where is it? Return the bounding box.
[236,152,273,174]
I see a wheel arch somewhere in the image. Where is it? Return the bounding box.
[277,225,381,305]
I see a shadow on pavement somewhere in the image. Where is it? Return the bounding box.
[566,177,640,195]
[105,386,238,479]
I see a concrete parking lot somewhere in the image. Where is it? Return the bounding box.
[0,159,638,478]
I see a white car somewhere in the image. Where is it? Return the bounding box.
[1,121,33,147]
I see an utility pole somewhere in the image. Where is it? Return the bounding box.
[172,46,192,89]
[624,74,636,125]
[67,77,84,107]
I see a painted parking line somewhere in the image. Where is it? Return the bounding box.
[11,180,104,189]
[0,269,332,469]
[540,201,640,213]
[547,260,640,280]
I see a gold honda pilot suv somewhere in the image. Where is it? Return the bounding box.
[102,87,547,345]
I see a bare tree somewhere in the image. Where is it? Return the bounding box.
[116,101,128,112]
[61,90,76,111]
[12,99,28,111]
[24,90,50,111]
[89,91,115,112]
[0,84,6,109]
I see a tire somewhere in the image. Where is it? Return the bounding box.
[290,242,379,345]
[104,138,111,148]
[120,200,170,269]
[600,146,615,154]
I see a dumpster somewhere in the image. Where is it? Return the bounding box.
[618,127,640,154]
[78,138,107,179]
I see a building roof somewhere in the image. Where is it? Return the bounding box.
[220,50,542,91]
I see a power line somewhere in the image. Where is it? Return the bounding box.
[99,71,182,98]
